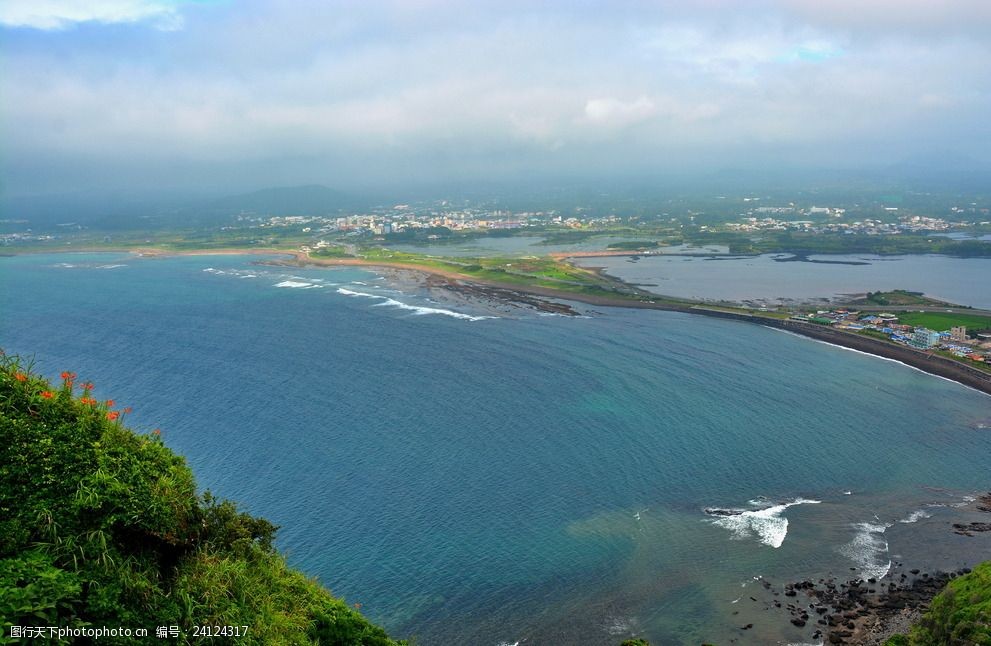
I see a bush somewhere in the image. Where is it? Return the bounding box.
[885,562,991,645]
[0,354,405,645]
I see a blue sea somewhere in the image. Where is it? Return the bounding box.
[2,252,991,645]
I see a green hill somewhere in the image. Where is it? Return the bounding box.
[0,355,406,645]
[886,562,991,646]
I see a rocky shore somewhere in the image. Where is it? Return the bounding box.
[737,493,991,645]
[775,566,964,645]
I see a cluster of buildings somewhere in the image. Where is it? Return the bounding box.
[790,309,991,363]
[0,232,56,245]
[237,205,629,237]
[723,213,968,236]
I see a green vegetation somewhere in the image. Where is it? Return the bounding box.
[537,230,600,244]
[885,562,991,645]
[895,312,991,333]
[857,290,946,307]
[311,245,354,258]
[606,240,660,250]
[0,357,405,645]
[353,246,655,300]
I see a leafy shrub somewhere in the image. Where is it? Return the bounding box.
[885,562,991,645]
[0,354,405,645]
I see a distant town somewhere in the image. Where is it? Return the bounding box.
[3,188,990,251]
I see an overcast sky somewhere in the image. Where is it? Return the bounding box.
[2,0,990,196]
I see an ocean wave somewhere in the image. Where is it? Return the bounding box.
[336,288,495,321]
[603,616,635,636]
[275,280,320,289]
[96,264,127,269]
[707,498,821,548]
[898,509,932,524]
[840,521,891,581]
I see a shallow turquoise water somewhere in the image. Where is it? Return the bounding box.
[2,253,990,644]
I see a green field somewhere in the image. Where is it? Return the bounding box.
[895,311,991,332]
[357,247,653,297]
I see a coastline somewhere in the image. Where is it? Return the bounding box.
[289,253,991,396]
[8,245,990,644]
[11,245,991,396]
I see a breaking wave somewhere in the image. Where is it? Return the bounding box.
[337,288,495,321]
[840,521,891,581]
[706,498,821,548]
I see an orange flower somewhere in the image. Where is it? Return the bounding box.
[14,373,27,382]
[105,399,115,407]
[123,407,133,414]
[81,382,94,390]
[106,411,120,421]
[152,429,161,436]
[61,371,77,382]
[40,391,54,399]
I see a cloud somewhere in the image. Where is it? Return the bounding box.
[582,97,656,128]
[1,0,990,193]
[0,0,183,31]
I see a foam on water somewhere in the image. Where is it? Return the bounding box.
[275,280,320,289]
[840,522,892,580]
[337,287,495,321]
[898,509,933,524]
[708,498,821,548]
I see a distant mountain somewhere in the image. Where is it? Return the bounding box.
[205,184,354,215]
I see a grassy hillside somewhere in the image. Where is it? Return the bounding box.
[886,562,991,645]
[0,355,406,645]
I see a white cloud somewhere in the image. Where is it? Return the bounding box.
[2,0,990,192]
[582,97,656,128]
[0,0,183,31]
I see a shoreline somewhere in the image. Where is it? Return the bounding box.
[300,258,991,397]
[8,245,990,643]
[11,245,991,396]
[289,254,991,396]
